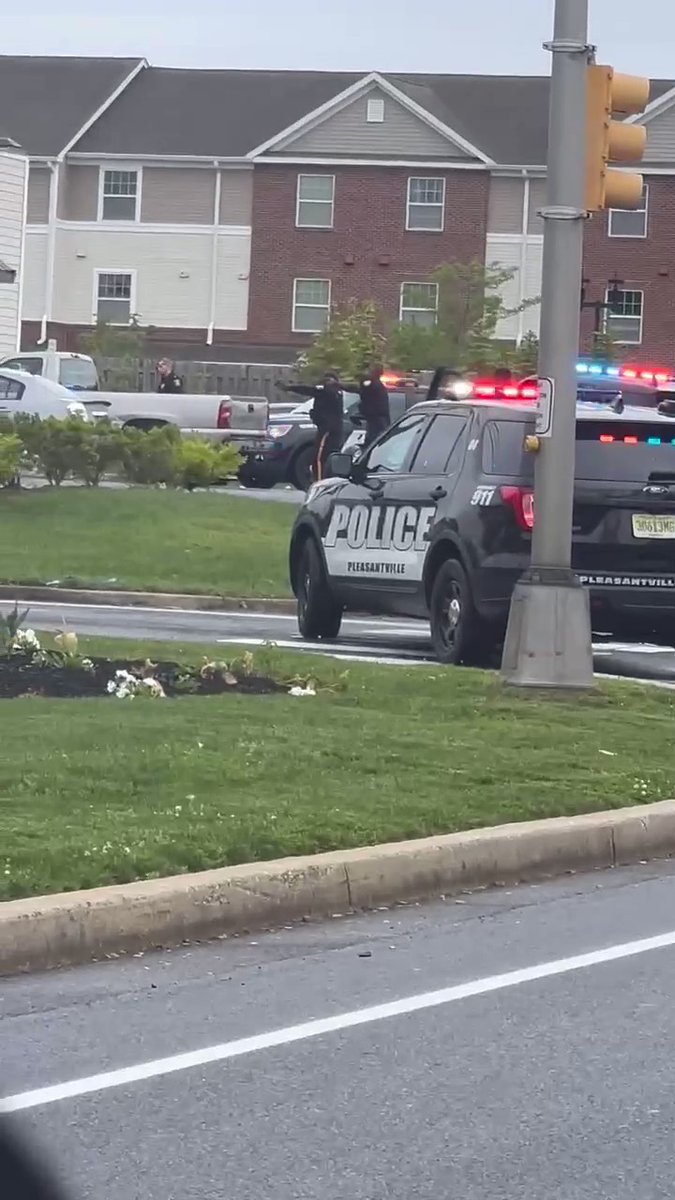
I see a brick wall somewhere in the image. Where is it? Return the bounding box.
[247,164,489,347]
[580,176,675,363]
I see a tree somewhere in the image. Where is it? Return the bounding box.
[505,331,540,376]
[588,328,619,364]
[386,260,539,373]
[299,300,387,382]
[79,317,149,390]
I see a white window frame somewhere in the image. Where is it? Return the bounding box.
[406,176,446,232]
[366,96,385,123]
[603,286,644,346]
[92,269,137,325]
[399,281,439,326]
[295,174,335,229]
[97,166,142,223]
[292,278,331,334]
[608,184,649,239]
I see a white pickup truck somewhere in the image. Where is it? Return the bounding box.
[0,348,268,447]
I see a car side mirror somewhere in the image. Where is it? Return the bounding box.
[327,452,353,478]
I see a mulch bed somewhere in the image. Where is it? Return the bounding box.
[0,655,284,700]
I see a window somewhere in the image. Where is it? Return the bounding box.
[96,272,134,324]
[363,413,428,474]
[296,175,335,228]
[406,176,445,231]
[292,278,331,332]
[400,282,438,328]
[367,96,385,123]
[100,170,139,221]
[0,374,25,401]
[608,185,648,238]
[1,357,42,376]
[604,287,643,345]
[410,414,467,475]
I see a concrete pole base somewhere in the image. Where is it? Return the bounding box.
[500,567,595,690]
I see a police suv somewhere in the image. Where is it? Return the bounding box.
[289,395,675,665]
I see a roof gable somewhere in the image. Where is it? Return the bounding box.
[0,56,145,157]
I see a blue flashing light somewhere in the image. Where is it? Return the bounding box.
[648,437,662,445]
[576,363,589,373]
[606,366,620,376]
[589,364,603,374]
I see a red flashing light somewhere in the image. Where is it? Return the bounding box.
[622,368,638,379]
[474,384,496,398]
[500,486,534,531]
[217,401,231,429]
[520,385,539,401]
[624,435,639,444]
[600,434,615,443]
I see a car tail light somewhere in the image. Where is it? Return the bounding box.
[500,486,534,531]
[217,402,231,429]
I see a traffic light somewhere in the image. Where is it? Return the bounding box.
[585,65,651,212]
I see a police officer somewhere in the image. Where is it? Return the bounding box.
[156,358,183,394]
[355,363,390,447]
[277,372,344,482]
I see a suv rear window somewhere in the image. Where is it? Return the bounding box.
[483,418,675,484]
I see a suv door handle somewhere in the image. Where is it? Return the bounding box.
[429,485,447,500]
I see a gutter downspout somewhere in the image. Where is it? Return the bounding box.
[40,159,60,344]
[206,161,222,346]
[516,170,530,347]
[16,154,29,351]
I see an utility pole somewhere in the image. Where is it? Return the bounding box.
[501,0,594,689]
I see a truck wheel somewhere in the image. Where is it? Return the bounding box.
[296,539,342,640]
[429,559,492,667]
[290,446,314,491]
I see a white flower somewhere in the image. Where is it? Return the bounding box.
[289,685,316,697]
[10,628,41,655]
[81,658,94,672]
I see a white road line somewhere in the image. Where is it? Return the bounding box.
[0,601,300,621]
[215,636,428,661]
[3,929,675,1115]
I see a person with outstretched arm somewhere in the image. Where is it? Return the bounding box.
[277,372,344,483]
[349,363,390,448]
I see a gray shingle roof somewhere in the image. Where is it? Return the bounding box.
[0,56,144,156]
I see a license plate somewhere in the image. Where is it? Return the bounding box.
[632,514,675,539]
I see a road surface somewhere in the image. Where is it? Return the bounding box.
[3,861,675,1198]
[4,598,675,681]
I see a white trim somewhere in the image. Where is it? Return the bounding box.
[257,155,489,170]
[59,60,148,157]
[247,72,494,163]
[41,161,60,341]
[207,165,222,346]
[67,153,252,166]
[97,165,143,223]
[16,156,29,352]
[484,231,544,245]
[93,268,138,325]
[54,219,251,236]
[367,96,385,123]
[607,183,649,238]
[516,173,530,346]
[295,173,335,229]
[603,286,644,346]
[291,277,331,334]
[406,175,446,232]
[399,281,439,323]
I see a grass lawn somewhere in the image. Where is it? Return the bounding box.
[1,637,673,902]
[0,488,294,597]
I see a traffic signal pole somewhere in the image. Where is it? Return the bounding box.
[501,0,595,689]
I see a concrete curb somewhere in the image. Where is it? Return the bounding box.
[2,800,674,977]
[0,584,296,615]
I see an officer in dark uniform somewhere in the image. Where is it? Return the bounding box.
[156,359,184,394]
[277,372,344,482]
[355,364,390,447]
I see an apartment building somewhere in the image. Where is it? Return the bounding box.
[2,57,675,362]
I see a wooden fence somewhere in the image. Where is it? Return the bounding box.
[96,359,297,401]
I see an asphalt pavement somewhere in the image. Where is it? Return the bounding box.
[4,861,675,1198]
[5,598,675,680]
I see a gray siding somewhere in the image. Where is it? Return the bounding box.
[219,170,253,225]
[141,167,215,224]
[487,177,523,233]
[276,87,466,158]
[26,166,50,224]
[527,177,547,233]
[644,109,675,161]
[59,165,99,221]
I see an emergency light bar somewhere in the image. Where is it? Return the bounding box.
[576,362,675,385]
[472,383,539,401]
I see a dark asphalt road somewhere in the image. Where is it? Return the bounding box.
[4,598,675,680]
[4,862,675,1198]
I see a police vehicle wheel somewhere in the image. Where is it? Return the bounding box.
[429,559,486,666]
[291,446,314,491]
[297,539,343,640]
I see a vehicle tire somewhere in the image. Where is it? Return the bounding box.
[429,558,494,667]
[290,445,314,491]
[296,538,343,640]
[240,477,274,489]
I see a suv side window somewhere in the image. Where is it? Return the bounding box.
[1,357,41,376]
[362,413,428,474]
[409,413,467,475]
[0,374,25,401]
[482,419,534,481]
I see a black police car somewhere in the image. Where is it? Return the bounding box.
[289,397,675,665]
[239,383,422,491]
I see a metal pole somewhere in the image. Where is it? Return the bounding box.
[501,0,595,689]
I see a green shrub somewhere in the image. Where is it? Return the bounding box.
[67,420,126,486]
[14,416,91,486]
[176,439,242,489]
[0,433,22,486]
[120,424,181,485]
